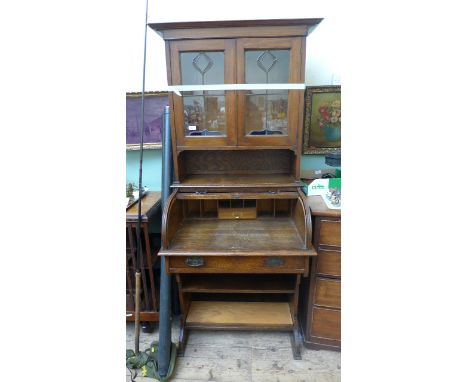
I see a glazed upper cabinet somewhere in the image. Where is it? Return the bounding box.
[151,19,321,186]
[158,22,311,150]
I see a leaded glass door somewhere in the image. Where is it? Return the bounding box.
[236,38,302,147]
[170,39,237,147]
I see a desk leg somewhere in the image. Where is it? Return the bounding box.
[291,322,302,360]
[290,274,302,360]
[175,275,189,356]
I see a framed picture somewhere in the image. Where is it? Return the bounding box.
[126,92,169,150]
[302,86,341,154]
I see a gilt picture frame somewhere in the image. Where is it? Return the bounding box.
[302,86,341,154]
[126,92,168,150]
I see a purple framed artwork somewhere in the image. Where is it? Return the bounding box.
[126,92,169,150]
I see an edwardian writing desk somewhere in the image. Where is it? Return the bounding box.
[126,192,161,323]
[150,18,322,359]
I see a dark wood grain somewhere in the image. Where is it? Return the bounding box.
[300,205,341,351]
[167,255,308,274]
[165,218,306,253]
[126,192,161,222]
[310,307,341,340]
[314,278,341,309]
[150,18,323,31]
[180,149,294,175]
[316,249,341,277]
[318,219,341,247]
[176,174,301,188]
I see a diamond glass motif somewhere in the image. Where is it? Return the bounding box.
[257,50,278,75]
[192,52,214,76]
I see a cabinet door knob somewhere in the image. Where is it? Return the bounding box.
[185,257,205,267]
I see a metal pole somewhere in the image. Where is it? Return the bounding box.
[134,0,150,355]
[158,105,173,378]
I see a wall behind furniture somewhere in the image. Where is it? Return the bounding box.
[126,2,340,191]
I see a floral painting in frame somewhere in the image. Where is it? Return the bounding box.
[302,86,341,154]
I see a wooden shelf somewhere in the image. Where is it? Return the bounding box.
[186,301,293,328]
[176,174,301,188]
[181,275,296,294]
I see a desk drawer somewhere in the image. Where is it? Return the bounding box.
[316,249,341,277]
[218,207,257,220]
[168,255,307,274]
[314,278,341,309]
[318,219,341,247]
[310,307,341,340]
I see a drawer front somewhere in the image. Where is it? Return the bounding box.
[318,219,341,247]
[310,307,341,340]
[169,256,307,274]
[316,249,341,277]
[218,207,257,219]
[314,278,341,309]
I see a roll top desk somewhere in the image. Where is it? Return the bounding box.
[150,18,322,359]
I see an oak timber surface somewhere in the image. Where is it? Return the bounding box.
[176,174,300,188]
[126,192,162,222]
[166,218,306,253]
[186,301,293,326]
[306,195,341,218]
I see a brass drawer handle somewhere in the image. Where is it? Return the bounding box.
[184,257,204,267]
[264,257,285,267]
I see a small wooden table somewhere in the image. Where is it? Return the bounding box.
[126,192,161,322]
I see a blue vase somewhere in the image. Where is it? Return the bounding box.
[324,126,340,142]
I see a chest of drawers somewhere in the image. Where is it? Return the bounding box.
[299,195,341,350]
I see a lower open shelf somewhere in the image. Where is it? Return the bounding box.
[180,274,297,294]
[185,301,293,329]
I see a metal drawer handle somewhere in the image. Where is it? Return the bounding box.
[185,257,204,267]
[264,257,285,267]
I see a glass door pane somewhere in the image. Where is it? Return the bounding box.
[180,51,227,137]
[237,37,302,147]
[244,50,290,136]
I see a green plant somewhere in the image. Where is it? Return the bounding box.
[126,182,136,198]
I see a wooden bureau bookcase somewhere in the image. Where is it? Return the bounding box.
[150,19,322,359]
